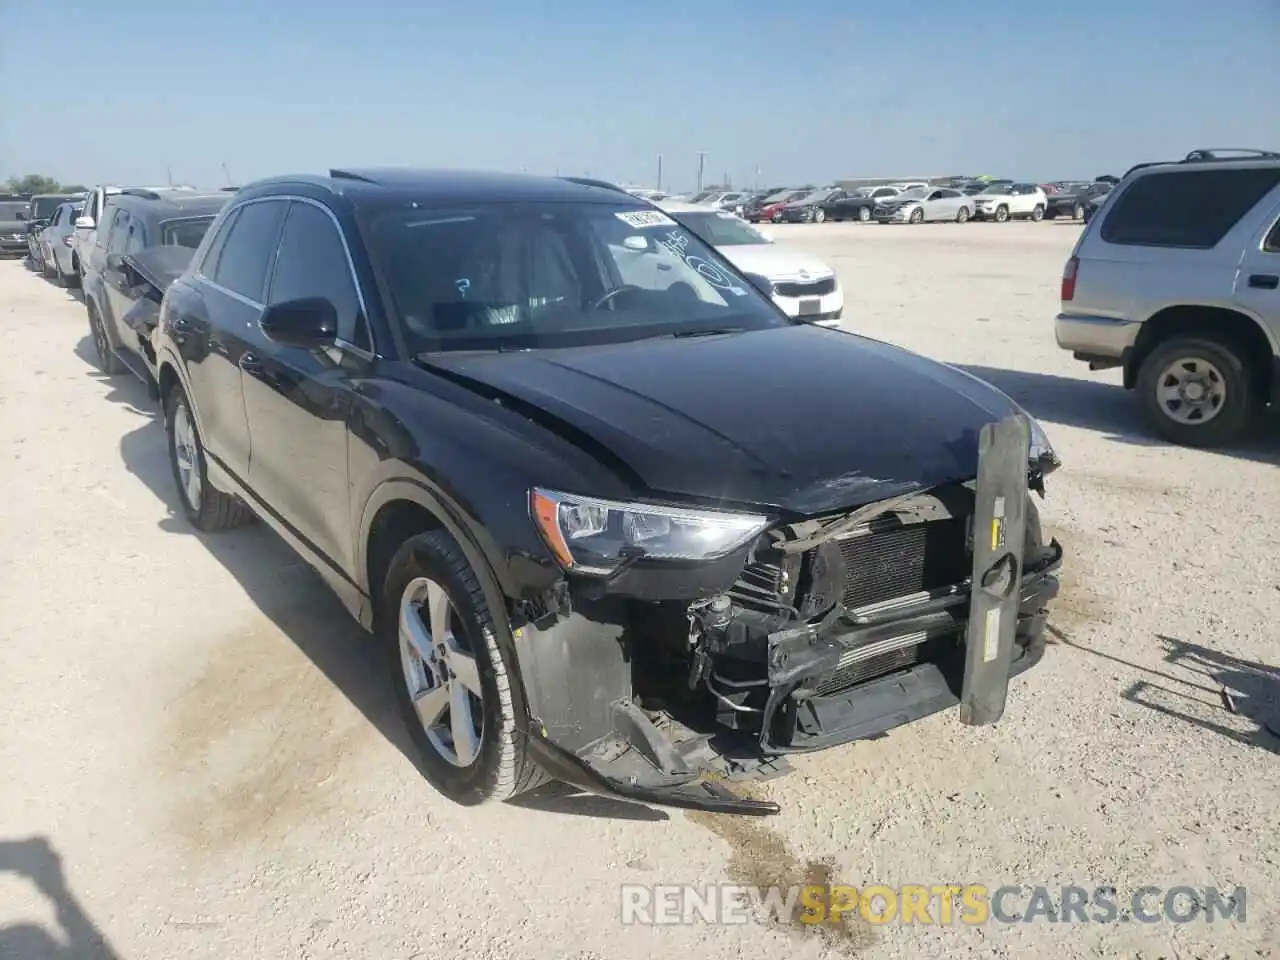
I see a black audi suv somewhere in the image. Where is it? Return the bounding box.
[144,169,1063,815]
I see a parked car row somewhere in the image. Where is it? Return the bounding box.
[54,167,1062,817]
[729,176,1120,227]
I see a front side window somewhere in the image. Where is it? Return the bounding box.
[105,209,132,255]
[1101,169,1280,249]
[49,206,63,227]
[211,200,287,301]
[363,201,789,354]
[124,217,148,255]
[269,201,368,349]
[671,210,769,247]
[1263,216,1280,253]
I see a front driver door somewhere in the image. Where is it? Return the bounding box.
[241,198,369,576]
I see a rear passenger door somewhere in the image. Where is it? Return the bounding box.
[183,199,288,482]
[1235,195,1280,346]
[241,199,369,575]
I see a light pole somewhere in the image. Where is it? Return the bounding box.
[696,152,706,193]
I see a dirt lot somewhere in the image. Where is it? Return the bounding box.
[1,223,1277,960]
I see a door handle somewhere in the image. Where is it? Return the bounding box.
[239,353,264,375]
[1247,274,1279,290]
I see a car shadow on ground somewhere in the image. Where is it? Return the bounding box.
[955,364,1280,467]
[86,338,663,822]
[0,836,122,959]
[1051,627,1280,755]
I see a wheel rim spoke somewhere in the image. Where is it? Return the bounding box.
[447,645,482,695]
[414,681,450,727]
[400,595,433,660]
[449,682,480,765]
[1156,356,1227,424]
[425,580,451,647]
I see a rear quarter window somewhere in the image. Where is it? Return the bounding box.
[1101,168,1280,249]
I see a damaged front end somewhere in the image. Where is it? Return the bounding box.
[515,415,1062,816]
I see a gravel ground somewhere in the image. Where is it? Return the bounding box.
[1,222,1277,960]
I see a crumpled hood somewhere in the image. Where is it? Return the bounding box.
[715,244,836,283]
[420,325,1022,516]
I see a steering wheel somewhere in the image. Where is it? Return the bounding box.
[592,285,645,310]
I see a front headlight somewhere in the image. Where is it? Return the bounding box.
[530,488,770,575]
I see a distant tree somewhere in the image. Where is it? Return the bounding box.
[4,174,84,195]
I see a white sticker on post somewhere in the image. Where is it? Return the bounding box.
[982,607,1001,663]
[615,210,675,229]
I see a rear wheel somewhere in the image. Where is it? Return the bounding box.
[1135,336,1255,447]
[86,302,123,375]
[956,206,970,223]
[384,530,548,805]
[1072,202,1085,220]
[164,385,255,530]
[1031,204,1045,222]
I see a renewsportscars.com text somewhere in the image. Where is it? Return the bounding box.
[620,883,1247,926]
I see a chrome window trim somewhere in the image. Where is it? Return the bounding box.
[196,194,375,357]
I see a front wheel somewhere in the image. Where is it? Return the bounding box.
[164,385,255,530]
[909,206,924,224]
[858,206,871,222]
[385,530,548,805]
[994,205,1010,223]
[1135,337,1255,447]
[812,208,825,223]
[1031,204,1045,222]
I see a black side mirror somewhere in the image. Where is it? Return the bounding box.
[260,296,338,349]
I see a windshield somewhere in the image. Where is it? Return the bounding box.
[32,196,71,219]
[672,210,769,247]
[896,187,928,200]
[980,184,1011,194]
[796,189,831,204]
[0,201,29,223]
[690,191,717,203]
[160,215,217,248]
[364,201,789,353]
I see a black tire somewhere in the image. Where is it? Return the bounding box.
[164,385,255,530]
[86,302,124,375]
[383,530,548,805]
[909,206,924,224]
[1135,336,1256,447]
[994,205,1010,223]
[858,206,871,222]
[1031,204,1045,222]
[1072,203,1085,220]
[1045,208,1058,220]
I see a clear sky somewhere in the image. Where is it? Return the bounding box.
[2,0,1277,191]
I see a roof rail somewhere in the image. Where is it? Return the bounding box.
[119,187,163,200]
[329,169,378,183]
[1184,148,1280,162]
[560,176,629,194]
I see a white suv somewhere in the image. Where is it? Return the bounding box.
[973,183,1047,222]
[1055,150,1280,446]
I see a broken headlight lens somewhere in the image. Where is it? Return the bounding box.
[530,488,770,575]
[1026,413,1062,475]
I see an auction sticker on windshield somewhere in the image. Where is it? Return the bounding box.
[615,210,676,229]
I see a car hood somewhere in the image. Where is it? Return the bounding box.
[715,244,835,282]
[419,325,1023,516]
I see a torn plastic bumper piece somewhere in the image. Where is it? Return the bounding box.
[524,730,781,816]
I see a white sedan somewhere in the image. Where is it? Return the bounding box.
[658,202,844,326]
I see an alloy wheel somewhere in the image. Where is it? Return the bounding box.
[1155,356,1227,425]
[397,576,485,767]
[171,399,204,510]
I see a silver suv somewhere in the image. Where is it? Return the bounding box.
[1055,149,1280,446]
